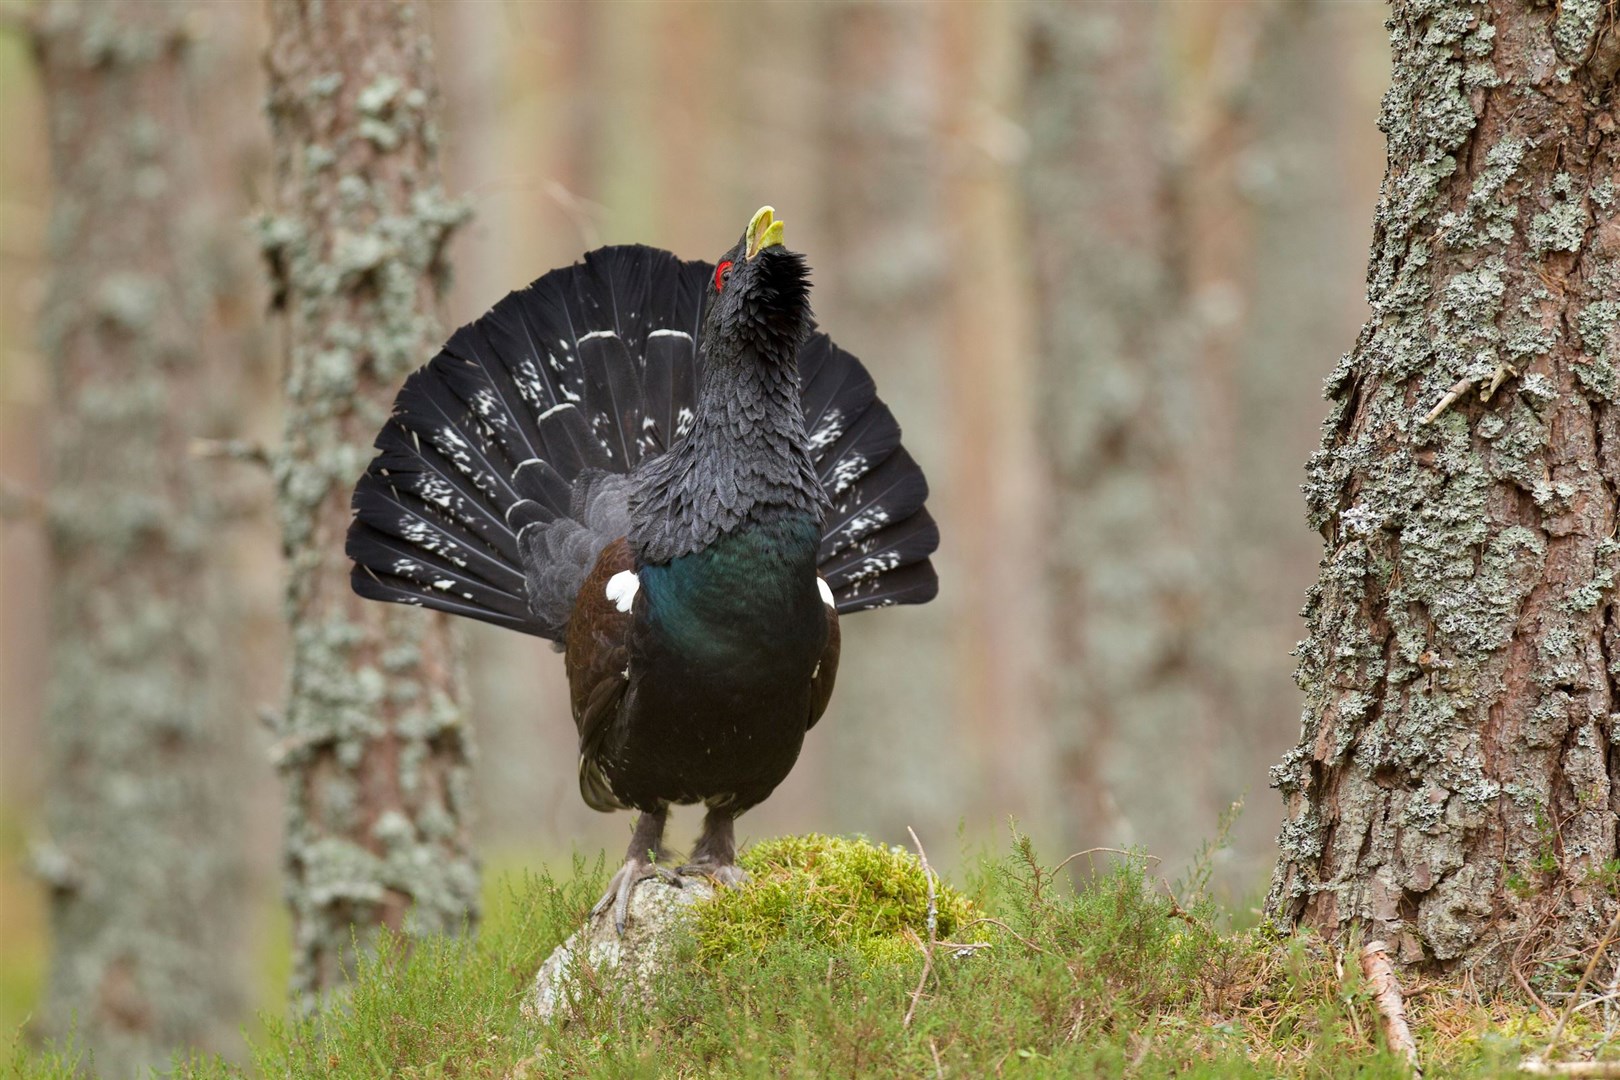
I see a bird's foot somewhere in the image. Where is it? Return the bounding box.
[591,856,683,934]
[677,861,750,889]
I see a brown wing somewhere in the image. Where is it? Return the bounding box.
[565,538,635,811]
[806,597,840,732]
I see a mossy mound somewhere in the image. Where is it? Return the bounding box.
[688,833,975,964]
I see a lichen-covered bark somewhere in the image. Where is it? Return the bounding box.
[33,0,248,1068]
[1268,0,1620,975]
[1024,3,1227,855]
[260,0,477,1003]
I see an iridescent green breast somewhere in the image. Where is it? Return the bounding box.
[637,513,824,669]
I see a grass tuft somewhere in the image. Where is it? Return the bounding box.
[11,834,1620,1077]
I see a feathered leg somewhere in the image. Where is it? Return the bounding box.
[679,806,749,888]
[592,805,681,933]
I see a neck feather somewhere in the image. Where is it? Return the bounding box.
[629,346,826,565]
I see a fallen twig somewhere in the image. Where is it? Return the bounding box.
[1421,376,1477,424]
[1481,362,1517,402]
[1604,942,1620,1040]
[1519,964,1557,1017]
[1360,939,1422,1076]
[1519,1063,1620,1077]
[904,825,937,1029]
[1545,907,1620,1061]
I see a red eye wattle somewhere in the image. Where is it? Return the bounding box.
[714,260,733,291]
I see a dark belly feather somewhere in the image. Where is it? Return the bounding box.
[601,517,828,811]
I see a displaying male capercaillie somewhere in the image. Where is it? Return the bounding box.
[347,208,938,929]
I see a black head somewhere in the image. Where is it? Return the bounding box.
[704,206,812,364]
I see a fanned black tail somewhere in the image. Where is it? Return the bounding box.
[347,245,938,641]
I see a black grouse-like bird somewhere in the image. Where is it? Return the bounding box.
[347,207,938,929]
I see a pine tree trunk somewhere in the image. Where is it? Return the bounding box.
[818,1,960,838]
[33,0,248,1068]
[1024,2,1226,857]
[1222,1,1381,884]
[937,1,1052,825]
[260,0,478,1003]
[1268,0,1620,975]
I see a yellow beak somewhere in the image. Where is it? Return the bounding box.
[745,206,785,259]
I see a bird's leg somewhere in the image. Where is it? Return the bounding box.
[678,806,749,888]
[592,805,682,933]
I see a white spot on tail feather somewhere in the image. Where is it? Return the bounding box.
[842,508,891,538]
[828,454,868,497]
[808,409,844,453]
[578,329,618,343]
[416,475,454,508]
[606,570,639,613]
[516,359,544,404]
[399,517,468,567]
[647,328,692,342]
[856,552,901,578]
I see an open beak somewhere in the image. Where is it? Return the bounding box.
[745,206,785,259]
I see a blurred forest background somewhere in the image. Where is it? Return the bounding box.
[0,0,1392,1055]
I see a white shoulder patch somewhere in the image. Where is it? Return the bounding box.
[817,577,835,608]
[605,570,640,613]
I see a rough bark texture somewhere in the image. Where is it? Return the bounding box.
[261,0,478,1003]
[1268,0,1620,976]
[32,0,249,1069]
[1024,3,1226,856]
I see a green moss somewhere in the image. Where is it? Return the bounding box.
[690,834,976,965]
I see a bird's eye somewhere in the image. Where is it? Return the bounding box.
[714,260,733,292]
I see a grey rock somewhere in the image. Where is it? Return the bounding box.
[526,876,716,1022]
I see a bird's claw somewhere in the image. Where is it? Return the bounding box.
[592,856,684,934]
[677,862,750,889]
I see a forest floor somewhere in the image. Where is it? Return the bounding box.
[8,831,1619,1079]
